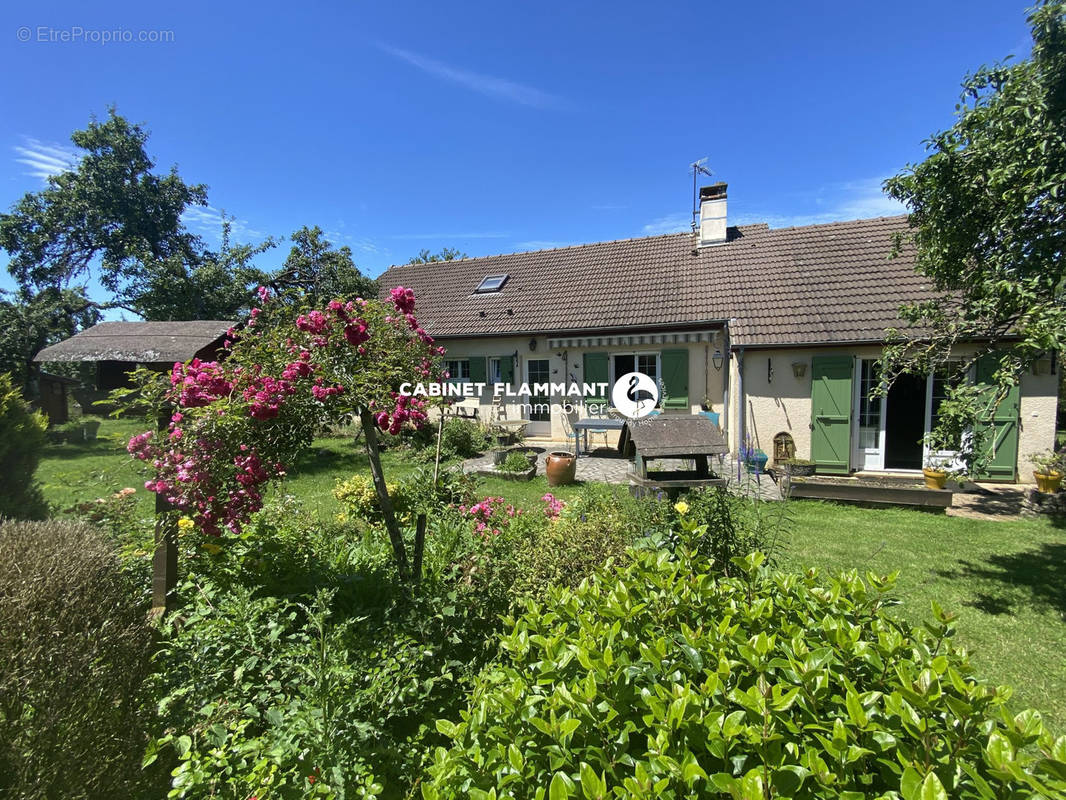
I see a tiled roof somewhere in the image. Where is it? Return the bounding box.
[34,321,235,363]
[377,215,937,347]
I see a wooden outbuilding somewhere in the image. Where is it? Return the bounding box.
[34,320,235,391]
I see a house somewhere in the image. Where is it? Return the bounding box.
[380,182,1058,481]
[34,320,235,398]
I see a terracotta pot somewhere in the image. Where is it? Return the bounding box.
[922,468,948,490]
[545,451,577,486]
[1034,470,1062,494]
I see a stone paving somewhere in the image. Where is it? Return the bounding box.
[463,442,784,500]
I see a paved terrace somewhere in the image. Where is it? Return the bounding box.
[462,443,784,500]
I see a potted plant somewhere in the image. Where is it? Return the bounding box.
[1029,449,1063,494]
[781,457,816,478]
[921,430,954,490]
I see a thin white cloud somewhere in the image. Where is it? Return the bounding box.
[733,177,907,228]
[641,213,692,236]
[377,43,563,109]
[13,137,78,181]
[182,205,264,243]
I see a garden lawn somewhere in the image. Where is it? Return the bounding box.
[783,500,1066,733]
[37,418,585,523]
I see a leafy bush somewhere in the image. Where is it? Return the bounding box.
[410,416,492,462]
[498,450,533,472]
[150,496,510,798]
[424,549,1066,799]
[0,519,159,798]
[0,372,48,520]
[334,466,479,526]
[669,487,789,575]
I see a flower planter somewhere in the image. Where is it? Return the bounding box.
[509,446,541,469]
[491,448,508,466]
[545,451,577,486]
[493,464,536,482]
[1034,470,1062,494]
[745,450,769,474]
[922,468,948,490]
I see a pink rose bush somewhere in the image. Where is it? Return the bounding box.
[126,286,444,536]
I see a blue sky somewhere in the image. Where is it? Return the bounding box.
[0,0,1033,302]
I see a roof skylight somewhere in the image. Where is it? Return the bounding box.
[474,274,509,294]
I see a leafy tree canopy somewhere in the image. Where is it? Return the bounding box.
[0,287,100,390]
[880,0,1066,470]
[269,226,377,304]
[407,247,467,265]
[0,108,207,297]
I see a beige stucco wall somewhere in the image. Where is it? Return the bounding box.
[728,344,1061,479]
[1018,370,1060,478]
[435,335,726,443]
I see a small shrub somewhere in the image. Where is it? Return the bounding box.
[410,416,492,462]
[670,487,786,575]
[334,466,479,526]
[497,450,532,472]
[0,372,48,520]
[424,550,1066,799]
[0,519,159,798]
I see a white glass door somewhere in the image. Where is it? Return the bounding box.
[524,359,551,436]
[851,359,885,471]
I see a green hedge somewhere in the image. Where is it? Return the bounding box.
[0,372,48,520]
[423,550,1066,799]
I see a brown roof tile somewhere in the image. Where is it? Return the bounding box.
[378,215,937,347]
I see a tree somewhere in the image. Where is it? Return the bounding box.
[407,247,467,265]
[0,109,207,298]
[0,287,100,392]
[125,216,274,320]
[880,0,1066,472]
[269,226,377,304]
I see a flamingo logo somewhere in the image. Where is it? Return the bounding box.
[611,372,660,419]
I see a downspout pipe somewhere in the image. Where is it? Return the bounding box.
[736,346,745,480]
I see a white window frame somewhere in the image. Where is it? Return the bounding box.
[488,357,502,385]
[609,351,662,407]
[445,358,471,384]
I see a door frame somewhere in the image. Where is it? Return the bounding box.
[850,357,886,472]
[523,357,552,436]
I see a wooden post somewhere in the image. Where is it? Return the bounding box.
[151,409,178,616]
[359,409,411,581]
[413,514,427,585]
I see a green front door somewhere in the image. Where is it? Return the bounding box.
[974,355,1020,481]
[811,356,853,474]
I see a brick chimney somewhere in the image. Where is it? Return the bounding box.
[698,182,728,245]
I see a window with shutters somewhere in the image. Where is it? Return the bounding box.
[444,359,470,383]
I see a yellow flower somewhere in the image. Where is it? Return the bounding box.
[201,541,222,555]
[177,517,195,531]
[674,501,690,515]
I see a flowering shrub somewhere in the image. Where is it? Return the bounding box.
[540,492,564,519]
[123,287,444,541]
[460,496,522,537]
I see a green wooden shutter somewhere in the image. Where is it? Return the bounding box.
[661,349,689,408]
[583,352,608,404]
[973,354,1019,481]
[810,356,853,474]
[468,356,486,384]
[498,354,514,385]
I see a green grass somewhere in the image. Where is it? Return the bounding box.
[34,419,1066,732]
[782,500,1066,732]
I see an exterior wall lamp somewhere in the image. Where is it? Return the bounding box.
[791,361,808,378]
[711,349,724,371]
[529,338,537,352]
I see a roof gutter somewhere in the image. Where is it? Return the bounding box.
[429,319,731,340]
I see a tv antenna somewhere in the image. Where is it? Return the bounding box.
[691,158,713,232]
